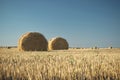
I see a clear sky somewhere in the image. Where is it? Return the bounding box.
[0,0,120,47]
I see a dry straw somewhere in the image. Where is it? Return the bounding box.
[48,37,69,50]
[18,32,48,51]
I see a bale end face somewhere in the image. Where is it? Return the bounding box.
[48,37,69,50]
[18,32,48,51]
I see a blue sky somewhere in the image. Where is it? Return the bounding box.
[0,0,120,47]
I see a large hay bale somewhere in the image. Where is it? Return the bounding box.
[48,37,69,50]
[18,32,48,51]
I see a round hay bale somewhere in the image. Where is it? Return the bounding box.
[108,46,112,49]
[48,37,69,50]
[91,46,98,49]
[18,32,48,51]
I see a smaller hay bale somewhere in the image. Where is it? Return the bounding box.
[18,32,48,51]
[7,47,11,49]
[48,37,69,50]
[92,46,98,49]
[108,46,112,49]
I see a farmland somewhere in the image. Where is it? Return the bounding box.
[0,48,120,80]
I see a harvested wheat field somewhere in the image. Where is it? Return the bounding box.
[0,48,120,80]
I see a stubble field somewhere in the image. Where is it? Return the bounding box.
[0,48,120,80]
